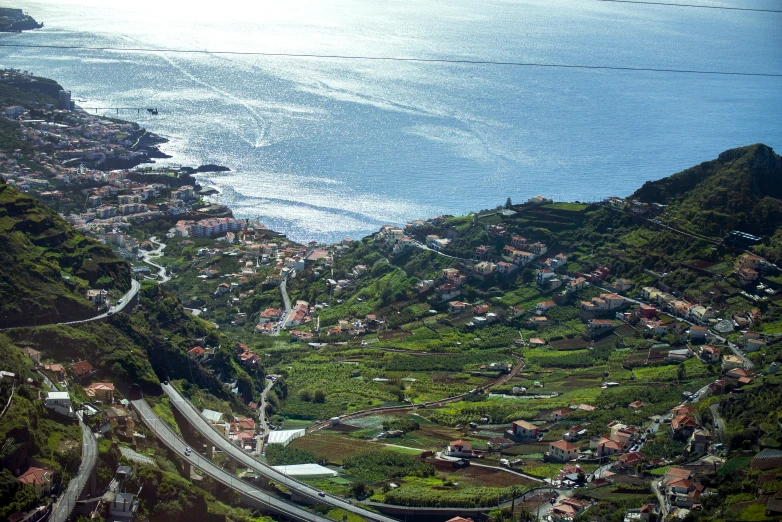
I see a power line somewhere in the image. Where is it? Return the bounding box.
[598,0,782,13]
[0,43,781,78]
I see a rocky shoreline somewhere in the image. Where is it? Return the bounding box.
[0,8,43,32]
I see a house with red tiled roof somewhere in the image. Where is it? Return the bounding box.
[564,425,587,442]
[237,417,255,431]
[446,517,474,522]
[617,451,645,469]
[548,440,580,462]
[259,307,282,324]
[551,498,592,521]
[188,346,206,359]
[548,408,571,422]
[446,439,475,457]
[44,363,65,381]
[473,304,490,315]
[672,414,699,438]
[671,404,696,416]
[72,360,94,378]
[629,401,647,409]
[17,467,52,497]
[594,437,624,457]
[726,368,754,380]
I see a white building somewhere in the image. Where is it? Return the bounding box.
[266,429,306,447]
[44,391,74,418]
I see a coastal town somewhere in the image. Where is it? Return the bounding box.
[1,64,782,522]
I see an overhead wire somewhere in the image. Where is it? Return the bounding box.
[598,0,782,13]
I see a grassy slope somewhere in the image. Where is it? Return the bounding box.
[0,179,131,326]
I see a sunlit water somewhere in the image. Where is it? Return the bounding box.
[2,0,781,242]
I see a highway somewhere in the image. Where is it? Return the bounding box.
[50,413,97,522]
[130,398,334,522]
[161,383,400,522]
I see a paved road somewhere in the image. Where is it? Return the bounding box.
[411,240,472,262]
[273,276,291,335]
[139,237,171,283]
[710,403,726,439]
[651,478,670,519]
[50,413,97,522]
[0,278,141,332]
[131,397,333,522]
[727,340,755,370]
[161,384,400,522]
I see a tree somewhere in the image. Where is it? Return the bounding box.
[313,389,326,403]
[677,363,686,382]
[298,389,312,402]
[505,197,512,209]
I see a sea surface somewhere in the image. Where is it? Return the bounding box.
[2,0,781,243]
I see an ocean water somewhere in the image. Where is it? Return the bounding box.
[2,0,781,243]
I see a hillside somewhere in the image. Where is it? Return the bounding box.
[633,144,782,241]
[0,179,131,326]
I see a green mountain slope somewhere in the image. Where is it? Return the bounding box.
[0,179,131,326]
[632,144,782,239]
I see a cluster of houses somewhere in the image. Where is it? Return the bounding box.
[201,408,261,452]
[640,287,719,327]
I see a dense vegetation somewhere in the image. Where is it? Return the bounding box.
[0,180,131,326]
[342,451,434,483]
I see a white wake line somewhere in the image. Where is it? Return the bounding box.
[118,34,269,149]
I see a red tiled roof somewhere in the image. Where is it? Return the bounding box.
[72,360,93,376]
[18,467,50,486]
[551,440,579,451]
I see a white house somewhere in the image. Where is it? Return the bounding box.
[44,391,74,418]
[446,439,475,457]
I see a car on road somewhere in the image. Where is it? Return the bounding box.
[107,311,114,316]
[185,446,191,456]
[318,492,326,497]
[118,298,123,304]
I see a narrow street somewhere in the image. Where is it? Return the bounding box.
[710,403,726,439]
[50,413,98,522]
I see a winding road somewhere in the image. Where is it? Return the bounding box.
[139,237,171,283]
[50,413,98,522]
[0,278,140,331]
